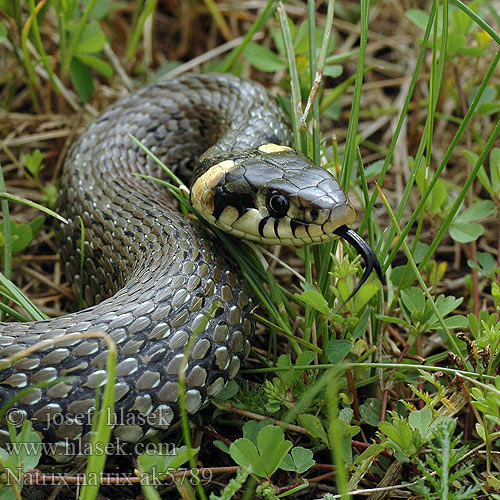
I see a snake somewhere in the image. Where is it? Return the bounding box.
[0,73,381,461]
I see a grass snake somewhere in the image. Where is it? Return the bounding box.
[0,74,381,461]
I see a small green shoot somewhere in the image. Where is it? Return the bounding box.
[449,200,497,244]
[0,216,44,258]
[411,417,480,500]
[262,352,315,413]
[21,149,44,184]
[0,421,42,500]
[279,446,315,474]
[378,407,433,462]
[229,424,292,479]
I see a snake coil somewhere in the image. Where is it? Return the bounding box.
[0,74,380,462]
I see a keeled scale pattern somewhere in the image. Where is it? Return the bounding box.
[0,74,292,460]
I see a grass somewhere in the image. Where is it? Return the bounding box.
[1,0,500,499]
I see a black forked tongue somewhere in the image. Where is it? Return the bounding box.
[333,225,383,309]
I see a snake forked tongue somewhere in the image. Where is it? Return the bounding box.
[333,225,383,308]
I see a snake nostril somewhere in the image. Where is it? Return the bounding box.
[305,207,321,223]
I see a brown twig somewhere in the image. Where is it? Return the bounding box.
[20,265,74,300]
[23,466,242,486]
[346,368,361,421]
[217,403,309,435]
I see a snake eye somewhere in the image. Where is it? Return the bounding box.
[266,190,289,218]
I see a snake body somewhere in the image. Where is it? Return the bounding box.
[0,74,379,461]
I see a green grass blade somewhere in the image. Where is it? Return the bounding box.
[20,0,44,110]
[61,0,98,79]
[0,302,28,322]
[0,166,11,322]
[219,0,276,73]
[359,0,437,235]
[0,192,67,224]
[376,185,467,365]
[340,0,370,192]
[27,0,60,94]
[450,0,500,45]
[0,272,47,321]
[383,47,500,272]
[126,0,158,59]
[419,117,500,270]
[79,331,117,500]
[78,216,85,310]
[277,1,302,151]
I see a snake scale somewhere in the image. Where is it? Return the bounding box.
[0,74,380,461]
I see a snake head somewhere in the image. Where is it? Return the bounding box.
[190,143,382,292]
[191,144,356,245]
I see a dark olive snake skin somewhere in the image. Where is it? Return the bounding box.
[0,74,293,459]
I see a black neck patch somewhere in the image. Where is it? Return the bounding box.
[213,186,254,221]
[258,216,271,238]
